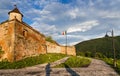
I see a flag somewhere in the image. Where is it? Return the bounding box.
[62,31,67,35]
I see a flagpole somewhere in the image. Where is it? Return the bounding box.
[65,31,67,55]
[62,31,67,55]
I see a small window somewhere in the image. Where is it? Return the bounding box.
[0,46,2,50]
[23,29,28,37]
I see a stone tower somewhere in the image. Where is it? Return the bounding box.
[8,5,23,22]
[0,6,46,62]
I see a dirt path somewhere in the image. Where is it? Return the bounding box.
[0,58,119,76]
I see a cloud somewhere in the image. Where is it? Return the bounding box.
[96,10,120,19]
[31,22,58,36]
[0,0,14,21]
[67,20,99,33]
[54,33,105,46]
[67,8,80,19]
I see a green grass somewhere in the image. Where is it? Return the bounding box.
[0,53,66,69]
[54,56,91,68]
[102,58,120,74]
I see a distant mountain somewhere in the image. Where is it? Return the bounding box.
[75,36,120,58]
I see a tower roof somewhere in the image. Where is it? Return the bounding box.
[105,33,109,37]
[8,7,23,17]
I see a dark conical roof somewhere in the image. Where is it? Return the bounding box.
[8,7,23,17]
[105,33,109,37]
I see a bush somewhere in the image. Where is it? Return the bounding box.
[77,51,106,59]
[95,52,106,58]
[85,51,94,57]
[45,36,57,44]
[54,56,91,68]
[77,52,85,56]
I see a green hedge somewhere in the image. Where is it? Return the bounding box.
[77,52,106,58]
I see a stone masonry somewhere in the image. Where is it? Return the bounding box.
[46,41,76,56]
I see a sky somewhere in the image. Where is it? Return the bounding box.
[0,0,120,46]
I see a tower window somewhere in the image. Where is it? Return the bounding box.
[23,29,28,37]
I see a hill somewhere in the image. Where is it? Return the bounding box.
[75,36,120,59]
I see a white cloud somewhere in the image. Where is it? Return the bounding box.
[68,41,80,46]
[89,0,94,6]
[62,41,80,46]
[31,22,57,36]
[97,11,120,19]
[68,8,79,19]
[103,13,120,19]
[56,33,105,46]
[67,20,99,33]
[67,8,87,19]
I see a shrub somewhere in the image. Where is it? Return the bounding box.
[95,52,106,58]
[85,52,92,57]
[77,52,85,56]
[54,56,91,68]
[45,36,57,44]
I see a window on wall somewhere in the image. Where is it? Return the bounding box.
[23,29,28,37]
[0,46,2,50]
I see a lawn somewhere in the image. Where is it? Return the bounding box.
[0,53,66,69]
[54,56,91,68]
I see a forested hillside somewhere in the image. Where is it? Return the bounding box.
[75,36,120,58]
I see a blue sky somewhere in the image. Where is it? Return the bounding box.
[0,0,120,45]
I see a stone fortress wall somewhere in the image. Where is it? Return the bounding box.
[0,19,76,61]
[0,20,15,61]
[0,19,47,61]
[0,20,76,62]
[14,20,47,61]
[0,6,76,62]
[46,41,76,56]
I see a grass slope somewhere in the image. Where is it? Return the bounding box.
[0,53,66,69]
[75,36,120,58]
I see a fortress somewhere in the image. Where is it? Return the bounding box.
[0,6,76,62]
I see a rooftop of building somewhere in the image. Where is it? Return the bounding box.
[8,5,23,17]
